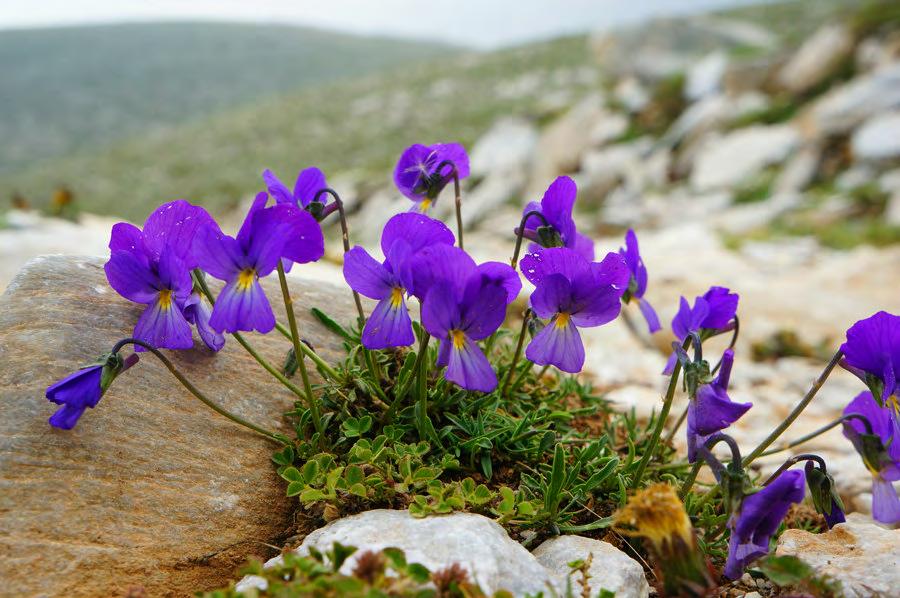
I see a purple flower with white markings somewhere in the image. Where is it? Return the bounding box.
[263,167,334,220]
[193,194,324,334]
[343,213,455,349]
[842,391,900,524]
[105,200,215,351]
[840,311,900,437]
[393,142,470,211]
[519,176,594,261]
[723,469,805,579]
[46,353,137,430]
[664,286,739,374]
[618,229,660,333]
[686,349,752,462]
[520,247,629,373]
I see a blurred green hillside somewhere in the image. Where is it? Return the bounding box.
[0,22,456,175]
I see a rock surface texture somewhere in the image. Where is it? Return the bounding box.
[238,510,565,596]
[776,514,900,598]
[532,535,650,598]
[0,255,356,597]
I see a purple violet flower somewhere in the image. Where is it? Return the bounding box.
[618,229,660,333]
[724,469,805,579]
[842,391,900,523]
[183,291,225,352]
[193,193,324,334]
[407,244,516,391]
[664,286,739,374]
[520,247,629,373]
[263,167,334,220]
[840,311,900,437]
[46,353,137,430]
[686,349,752,462]
[105,200,217,351]
[393,142,470,211]
[520,176,594,261]
[343,213,455,349]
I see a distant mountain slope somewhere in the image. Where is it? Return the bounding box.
[0,22,456,172]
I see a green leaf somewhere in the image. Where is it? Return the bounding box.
[281,466,302,483]
[545,444,566,514]
[329,542,358,572]
[758,555,816,586]
[299,488,327,502]
[344,464,365,485]
[382,547,407,569]
[301,460,319,484]
[348,483,367,498]
[472,484,493,505]
[311,307,355,341]
[406,563,431,583]
[412,467,439,482]
[286,481,305,497]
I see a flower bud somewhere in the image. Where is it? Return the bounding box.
[804,461,845,528]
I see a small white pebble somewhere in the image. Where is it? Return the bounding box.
[743,592,762,598]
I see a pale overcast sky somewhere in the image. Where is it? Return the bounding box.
[0,0,771,48]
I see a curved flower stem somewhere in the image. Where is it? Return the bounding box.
[510,210,551,270]
[762,453,827,486]
[631,336,693,489]
[757,413,874,458]
[110,338,288,444]
[509,358,538,397]
[711,315,740,376]
[191,270,330,404]
[313,187,366,326]
[682,434,741,498]
[743,349,843,467]
[437,160,463,251]
[276,261,326,444]
[501,309,532,397]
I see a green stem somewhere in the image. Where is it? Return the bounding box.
[276,261,326,443]
[742,349,843,467]
[385,331,430,422]
[111,338,287,444]
[274,322,341,381]
[621,305,655,351]
[631,337,692,489]
[192,270,325,405]
[679,461,703,499]
[415,333,432,439]
[501,310,532,397]
[508,358,536,397]
[756,413,873,458]
[452,170,464,251]
[664,405,688,446]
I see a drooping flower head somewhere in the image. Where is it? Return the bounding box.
[724,469,805,579]
[614,483,716,596]
[105,200,218,351]
[840,311,900,437]
[393,142,470,211]
[263,167,334,221]
[193,193,324,334]
[520,247,628,373]
[618,229,660,333]
[343,213,455,349]
[842,391,900,524]
[804,460,846,528]
[412,245,518,392]
[664,286,739,374]
[519,176,594,261]
[686,349,752,462]
[46,352,138,429]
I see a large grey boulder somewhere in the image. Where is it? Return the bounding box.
[238,510,560,596]
[851,110,900,161]
[801,63,900,137]
[533,535,650,598]
[0,255,355,597]
[776,514,900,598]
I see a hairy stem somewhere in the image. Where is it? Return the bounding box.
[757,413,874,458]
[743,349,843,467]
[277,261,325,443]
[631,336,692,488]
[501,309,532,397]
[111,338,287,444]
